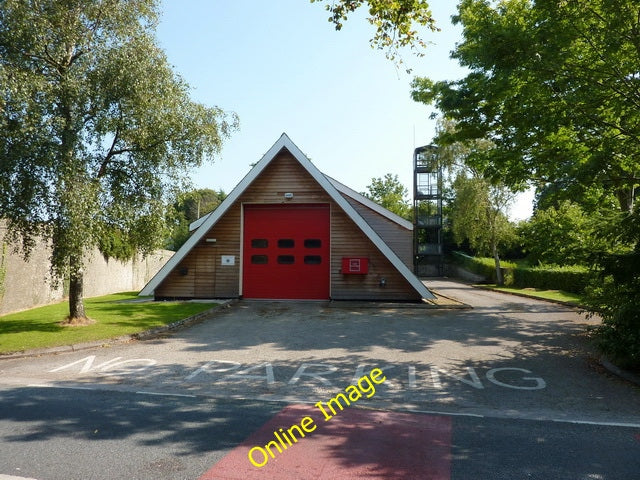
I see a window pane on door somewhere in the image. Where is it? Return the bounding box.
[278,239,295,248]
[251,255,268,264]
[304,239,322,248]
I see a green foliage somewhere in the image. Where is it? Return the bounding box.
[428,120,518,285]
[0,0,237,318]
[178,188,227,223]
[166,188,227,251]
[453,252,590,294]
[362,173,412,220]
[97,228,137,262]
[512,265,591,294]
[411,0,640,212]
[584,212,640,370]
[311,0,438,64]
[519,201,599,266]
[534,181,620,214]
[432,118,497,178]
[452,252,516,283]
[449,171,516,285]
[408,0,640,367]
[450,174,516,256]
[586,266,640,370]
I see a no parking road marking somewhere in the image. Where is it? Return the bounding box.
[184,360,546,390]
[48,356,547,391]
[49,355,157,375]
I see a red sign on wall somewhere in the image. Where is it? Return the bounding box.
[342,257,369,274]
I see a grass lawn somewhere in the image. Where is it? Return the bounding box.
[478,285,585,306]
[0,292,218,354]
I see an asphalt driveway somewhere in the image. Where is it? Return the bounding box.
[1,279,638,426]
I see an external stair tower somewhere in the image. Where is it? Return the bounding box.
[413,145,444,276]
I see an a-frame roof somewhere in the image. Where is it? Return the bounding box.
[140,133,434,300]
[324,175,414,231]
[188,173,413,233]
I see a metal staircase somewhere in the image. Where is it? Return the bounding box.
[413,145,444,277]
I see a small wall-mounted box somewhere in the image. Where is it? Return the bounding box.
[341,257,369,274]
[221,255,235,266]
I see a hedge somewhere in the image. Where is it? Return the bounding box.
[452,251,591,294]
[511,265,591,294]
[451,252,516,284]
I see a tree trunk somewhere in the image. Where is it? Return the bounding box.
[493,243,504,286]
[68,255,87,321]
[616,186,635,213]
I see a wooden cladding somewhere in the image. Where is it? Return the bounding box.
[156,150,420,301]
[155,204,241,299]
[330,207,420,301]
[342,194,413,269]
[238,151,331,205]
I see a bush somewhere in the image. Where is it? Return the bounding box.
[519,201,592,265]
[452,252,591,294]
[512,265,591,294]
[451,251,516,284]
[585,251,640,371]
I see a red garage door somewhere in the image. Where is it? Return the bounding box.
[243,204,330,299]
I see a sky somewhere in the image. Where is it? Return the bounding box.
[156,1,534,220]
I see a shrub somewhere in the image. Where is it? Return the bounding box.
[512,265,591,294]
[519,201,594,266]
[585,251,640,371]
[452,251,516,284]
[452,252,591,294]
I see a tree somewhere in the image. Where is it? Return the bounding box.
[585,211,640,370]
[410,0,640,364]
[518,201,598,266]
[420,119,518,280]
[166,188,227,251]
[449,173,515,285]
[0,1,237,323]
[362,174,412,220]
[534,181,619,215]
[411,0,640,212]
[311,0,439,63]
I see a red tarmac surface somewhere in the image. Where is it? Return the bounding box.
[199,404,452,480]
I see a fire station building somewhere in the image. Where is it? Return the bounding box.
[140,134,435,301]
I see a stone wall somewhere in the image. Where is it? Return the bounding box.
[0,225,172,315]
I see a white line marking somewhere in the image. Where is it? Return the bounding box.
[552,418,640,428]
[408,408,485,418]
[408,366,417,388]
[56,386,96,391]
[28,384,95,391]
[0,475,39,480]
[135,391,196,398]
[256,395,316,405]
